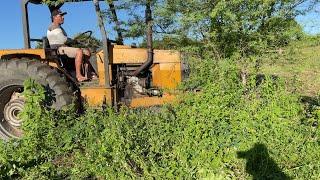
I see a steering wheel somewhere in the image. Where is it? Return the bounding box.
[73,30,93,47]
[74,30,92,40]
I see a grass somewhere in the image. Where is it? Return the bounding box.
[1,37,320,179]
[260,38,320,96]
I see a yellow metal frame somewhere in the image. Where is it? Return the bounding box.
[130,93,177,108]
[80,87,114,106]
[0,46,182,108]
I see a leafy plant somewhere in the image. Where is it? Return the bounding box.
[1,51,320,179]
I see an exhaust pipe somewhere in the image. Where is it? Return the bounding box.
[130,1,153,76]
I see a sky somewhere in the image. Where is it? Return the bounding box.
[0,0,319,49]
[0,0,125,49]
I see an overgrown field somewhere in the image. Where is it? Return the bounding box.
[0,39,320,179]
[260,36,320,96]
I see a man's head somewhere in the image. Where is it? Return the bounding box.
[51,9,67,24]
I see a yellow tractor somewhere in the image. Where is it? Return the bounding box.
[0,0,183,140]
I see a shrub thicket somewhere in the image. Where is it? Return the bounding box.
[0,52,319,179]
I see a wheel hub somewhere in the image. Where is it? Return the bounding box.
[4,97,24,127]
[0,87,25,139]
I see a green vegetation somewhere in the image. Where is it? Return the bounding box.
[1,37,320,178]
[1,0,320,179]
[260,35,320,96]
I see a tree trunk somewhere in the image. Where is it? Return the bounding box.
[131,0,154,76]
[93,0,110,88]
[107,0,124,45]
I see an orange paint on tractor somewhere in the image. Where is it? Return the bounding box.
[0,0,185,140]
[0,0,183,109]
[0,46,183,108]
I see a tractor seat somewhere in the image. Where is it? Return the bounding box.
[43,37,57,57]
[42,37,68,68]
[42,37,51,49]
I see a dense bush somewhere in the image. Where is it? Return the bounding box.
[0,53,319,179]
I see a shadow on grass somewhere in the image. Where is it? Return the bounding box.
[255,74,279,86]
[301,95,319,107]
[237,143,291,180]
[300,95,319,127]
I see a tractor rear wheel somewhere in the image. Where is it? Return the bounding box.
[0,59,75,140]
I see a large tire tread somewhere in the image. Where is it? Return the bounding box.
[0,58,75,112]
[0,59,76,140]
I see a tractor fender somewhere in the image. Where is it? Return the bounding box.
[0,53,42,61]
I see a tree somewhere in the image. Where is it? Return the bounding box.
[153,0,319,57]
[41,0,319,57]
[105,0,124,44]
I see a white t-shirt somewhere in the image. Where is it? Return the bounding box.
[47,23,68,48]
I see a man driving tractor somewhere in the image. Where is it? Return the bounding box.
[47,8,92,82]
[0,0,183,140]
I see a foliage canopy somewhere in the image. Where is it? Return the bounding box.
[41,0,318,57]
